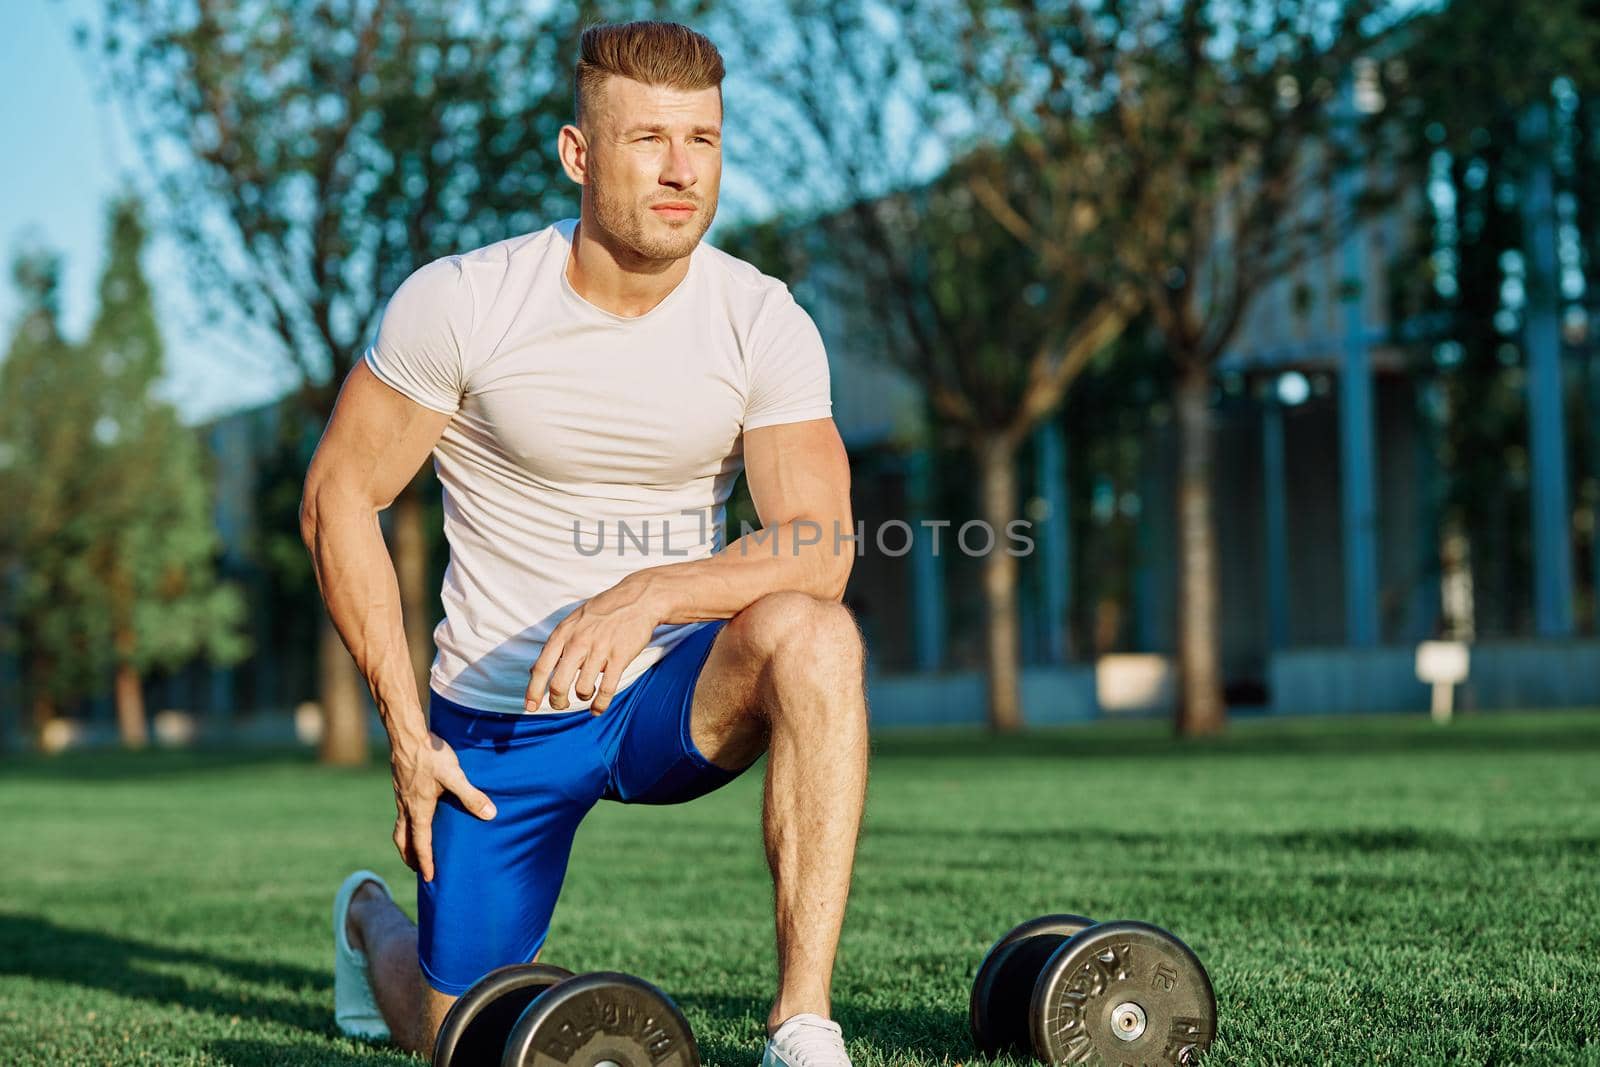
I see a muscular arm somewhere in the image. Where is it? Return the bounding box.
[300,359,495,880]
[526,415,853,712]
[299,359,447,750]
[640,416,855,619]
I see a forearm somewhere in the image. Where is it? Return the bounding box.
[634,516,854,625]
[300,497,429,750]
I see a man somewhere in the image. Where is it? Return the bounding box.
[299,18,867,1067]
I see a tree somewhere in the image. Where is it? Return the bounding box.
[1387,0,1600,638]
[0,250,106,733]
[872,0,1415,734]
[90,0,604,762]
[0,204,249,750]
[723,0,1418,733]
[80,197,251,747]
[1068,1,1418,732]
[720,2,1141,732]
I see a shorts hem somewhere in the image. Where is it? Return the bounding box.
[676,620,752,779]
[419,937,550,998]
[419,959,477,997]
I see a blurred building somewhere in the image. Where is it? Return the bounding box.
[45,142,1599,735]
[783,103,1600,721]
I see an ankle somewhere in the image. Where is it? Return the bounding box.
[345,879,387,954]
[767,994,832,1036]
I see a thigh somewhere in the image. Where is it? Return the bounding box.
[605,619,763,806]
[418,692,606,995]
[685,615,772,771]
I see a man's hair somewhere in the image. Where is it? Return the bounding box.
[574,20,725,130]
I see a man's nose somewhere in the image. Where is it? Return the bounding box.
[660,141,697,189]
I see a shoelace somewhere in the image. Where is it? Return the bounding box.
[772,1016,847,1067]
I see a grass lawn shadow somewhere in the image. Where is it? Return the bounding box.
[0,912,331,1034]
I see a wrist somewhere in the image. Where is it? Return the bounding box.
[628,567,684,622]
[381,714,430,755]
[392,732,429,756]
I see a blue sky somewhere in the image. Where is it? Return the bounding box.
[0,0,295,424]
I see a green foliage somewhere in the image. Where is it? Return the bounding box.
[0,250,113,706]
[1400,0,1600,160]
[0,198,249,715]
[721,3,1121,446]
[1385,1,1600,635]
[92,0,607,412]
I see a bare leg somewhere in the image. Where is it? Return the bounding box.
[345,881,458,1054]
[689,592,870,1035]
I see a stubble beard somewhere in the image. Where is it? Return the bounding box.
[592,174,714,263]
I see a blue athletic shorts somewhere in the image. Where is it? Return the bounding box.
[416,618,746,995]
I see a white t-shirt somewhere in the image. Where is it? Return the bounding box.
[364,218,833,714]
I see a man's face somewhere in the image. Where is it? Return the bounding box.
[579,76,722,262]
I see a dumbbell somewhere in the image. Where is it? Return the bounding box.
[433,962,700,1067]
[970,914,1216,1066]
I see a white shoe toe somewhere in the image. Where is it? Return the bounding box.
[760,1013,851,1067]
[332,869,392,1040]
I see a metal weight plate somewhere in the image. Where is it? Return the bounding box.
[432,963,577,1067]
[1030,921,1216,1066]
[970,915,1097,1057]
[501,971,701,1067]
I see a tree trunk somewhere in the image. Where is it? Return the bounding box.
[394,472,433,709]
[317,612,369,765]
[113,659,148,749]
[978,436,1024,733]
[1174,358,1226,736]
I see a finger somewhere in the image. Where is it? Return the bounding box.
[590,664,621,715]
[547,645,590,712]
[446,767,498,821]
[574,652,606,706]
[388,825,412,870]
[393,819,417,872]
[414,814,435,883]
[525,635,566,711]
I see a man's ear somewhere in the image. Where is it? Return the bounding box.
[557,123,589,185]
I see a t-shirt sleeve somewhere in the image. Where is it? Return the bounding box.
[363,257,474,415]
[742,285,834,432]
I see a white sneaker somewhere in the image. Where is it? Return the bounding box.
[332,869,392,1039]
[761,1013,852,1067]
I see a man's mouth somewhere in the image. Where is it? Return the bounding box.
[651,203,697,219]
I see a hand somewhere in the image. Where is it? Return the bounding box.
[525,575,662,714]
[389,732,496,882]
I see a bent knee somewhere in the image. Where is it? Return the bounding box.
[730,592,860,659]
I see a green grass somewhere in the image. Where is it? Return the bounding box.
[2,710,1599,1066]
